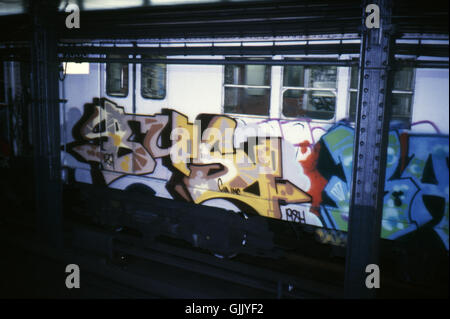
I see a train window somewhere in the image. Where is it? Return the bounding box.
[106,54,129,97]
[141,56,166,99]
[349,66,414,123]
[282,64,337,120]
[223,60,271,116]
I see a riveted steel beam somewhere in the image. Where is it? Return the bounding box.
[344,0,394,298]
[30,0,62,247]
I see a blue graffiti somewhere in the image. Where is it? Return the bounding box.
[318,125,449,250]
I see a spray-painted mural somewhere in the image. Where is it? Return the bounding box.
[311,125,449,250]
[67,98,312,220]
[66,98,449,250]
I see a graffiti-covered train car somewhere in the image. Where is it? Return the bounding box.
[57,49,449,254]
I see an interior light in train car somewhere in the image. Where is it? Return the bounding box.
[151,0,219,5]
[82,0,143,10]
[63,62,90,75]
[151,0,267,4]
[57,0,269,11]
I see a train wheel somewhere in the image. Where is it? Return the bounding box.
[201,199,249,259]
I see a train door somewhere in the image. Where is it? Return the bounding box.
[101,55,173,192]
[101,55,180,192]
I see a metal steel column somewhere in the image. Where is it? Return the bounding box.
[344,0,394,298]
[30,0,63,247]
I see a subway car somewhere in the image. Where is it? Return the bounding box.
[2,39,449,269]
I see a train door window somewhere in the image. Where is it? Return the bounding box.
[349,66,414,124]
[141,55,166,99]
[106,54,129,97]
[282,63,337,120]
[348,65,359,119]
[223,59,271,116]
